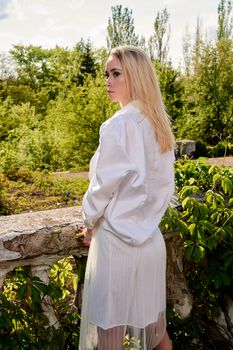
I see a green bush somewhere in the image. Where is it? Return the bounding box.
[0,168,88,215]
[207,141,233,157]
[162,159,233,349]
[0,259,81,350]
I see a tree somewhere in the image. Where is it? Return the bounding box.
[217,0,233,40]
[10,45,52,90]
[175,0,233,145]
[42,71,118,170]
[175,38,233,145]
[153,60,183,122]
[106,5,139,50]
[0,53,15,81]
[192,17,203,74]
[74,39,97,85]
[182,26,192,75]
[148,7,170,63]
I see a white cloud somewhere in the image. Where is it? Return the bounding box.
[0,0,11,19]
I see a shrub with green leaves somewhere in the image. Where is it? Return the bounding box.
[0,168,88,215]
[0,259,80,350]
[162,159,233,349]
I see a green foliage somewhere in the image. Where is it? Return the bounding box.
[217,0,233,40]
[0,158,232,350]
[1,2,232,169]
[42,72,117,170]
[50,258,78,300]
[153,60,183,121]
[0,71,117,172]
[148,7,170,62]
[175,36,233,144]
[123,335,142,349]
[161,159,233,349]
[0,168,88,215]
[106,5,139,50]
[174,1,233,145]
[10,45,52,90]
[207,140,233,157]
[0,258,80,349]
[74,39,97,84]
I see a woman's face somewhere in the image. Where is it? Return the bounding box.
[105,55,129,107]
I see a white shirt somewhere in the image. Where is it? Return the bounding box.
[82,102,175,245]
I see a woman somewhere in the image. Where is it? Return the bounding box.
[79,45,175,350]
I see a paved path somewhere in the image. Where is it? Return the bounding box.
[206,157,233,167]
[52,171,89,179]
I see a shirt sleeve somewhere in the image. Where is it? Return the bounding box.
[82,121,135,228]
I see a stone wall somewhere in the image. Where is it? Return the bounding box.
[0,205,192,321]
[176,139,196,157]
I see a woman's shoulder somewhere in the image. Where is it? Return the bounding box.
[100,102,145,142]
[108,102,143,125]
[100,112,122,135]
[117,102,144,123]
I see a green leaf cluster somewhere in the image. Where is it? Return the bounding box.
[0,258,81,349]
[161,159,233,349]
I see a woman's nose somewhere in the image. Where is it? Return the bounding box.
[105,76,111,85]
[106,81,112,89]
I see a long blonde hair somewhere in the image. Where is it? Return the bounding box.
[110,45,175,152]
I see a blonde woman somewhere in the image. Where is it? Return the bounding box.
[79,45,175,350]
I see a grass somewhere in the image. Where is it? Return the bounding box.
[0,167,89,215]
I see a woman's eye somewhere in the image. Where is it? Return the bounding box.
[113,72,120,77]
[104,72,109,78]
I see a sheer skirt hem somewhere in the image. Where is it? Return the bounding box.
[79,311,166,350]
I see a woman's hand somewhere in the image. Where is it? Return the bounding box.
[82,227,94,246]
[76,226,94,246]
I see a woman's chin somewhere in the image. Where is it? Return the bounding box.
[108,96,119,103]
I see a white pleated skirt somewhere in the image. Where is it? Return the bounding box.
[79,222,167,350]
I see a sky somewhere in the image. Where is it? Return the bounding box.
[0,0,221,68]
